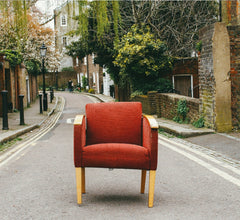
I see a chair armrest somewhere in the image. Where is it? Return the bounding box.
[74,115,86,167]
[142,115,158,170]
[74,115,84,125]
[143,115,159,129]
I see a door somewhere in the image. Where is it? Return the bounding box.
[174,75,192,97]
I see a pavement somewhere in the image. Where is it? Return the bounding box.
[0,91,239,162]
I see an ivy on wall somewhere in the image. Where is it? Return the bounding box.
[0,50,23,68]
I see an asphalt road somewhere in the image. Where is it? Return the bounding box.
[1,92,240,219]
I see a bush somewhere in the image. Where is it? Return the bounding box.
[113,24,172,94]
[88,88,95,94]
[173,99,189,124]
[193,117,204,128]
[61,66,75,72]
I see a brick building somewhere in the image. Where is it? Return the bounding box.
[171,58,199,98]
[0,54,38,117]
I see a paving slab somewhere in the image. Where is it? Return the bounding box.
[155,117,214,137]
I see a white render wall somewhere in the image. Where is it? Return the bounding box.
[103,68,114,96]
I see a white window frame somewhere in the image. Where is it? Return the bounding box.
[62,36,67,47]
[61,15,67,26]
[172,74,193,98]
[84,56,87,65]
[93,72,96,84]
[76,57,79,66]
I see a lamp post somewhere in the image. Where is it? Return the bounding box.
[40,43,47,111]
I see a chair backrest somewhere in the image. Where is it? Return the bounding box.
[86,102,142,145]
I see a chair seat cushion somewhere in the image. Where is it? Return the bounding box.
[82,143,150,169]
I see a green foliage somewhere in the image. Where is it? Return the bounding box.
[82,76,88,90]
[196,41,202,53]
[173,99,189,123]
[0,50,23,67]
[66,1,121,86]
[61,66,75,72]
[69,0,120,43]
[193,117,205,128]
[131,90,144,98]
[113,24,172,94]
[25,59,41,76]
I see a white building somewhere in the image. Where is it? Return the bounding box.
[103,67,114,97]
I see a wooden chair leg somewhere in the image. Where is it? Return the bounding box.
[82,167,86,194]
[148,170,156,208]
[141,170,147,194]
[75,167,82,204]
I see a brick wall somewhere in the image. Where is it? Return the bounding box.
[156,93,199,123]
[198,24,216,128]
[131,91,157,114]
[132,92,199,123]
[228,25,240,128]
[172,58,199,98]
[199,23,232,132]
[38,71,78,90]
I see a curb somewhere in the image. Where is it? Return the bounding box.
[81,92,104,102]
[159,124,214,138]
[0,96,59,145]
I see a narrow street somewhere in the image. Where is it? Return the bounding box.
[1,92,240,219]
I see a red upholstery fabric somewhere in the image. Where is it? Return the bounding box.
[142,117,158,170]
[74,102,158,170]
[82,143,150,169]
[86,102,142,145]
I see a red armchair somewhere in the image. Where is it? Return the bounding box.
[74,102,158,207]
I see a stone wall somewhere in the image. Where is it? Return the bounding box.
[228,25,240,128]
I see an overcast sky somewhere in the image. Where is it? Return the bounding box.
[35,0,67,28]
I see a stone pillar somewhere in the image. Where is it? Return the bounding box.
[199,22,232,132]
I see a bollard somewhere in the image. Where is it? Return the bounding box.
[1,90,9,130]
[50,87,53,103]
[19,95,25,125]
[39,93,43,114]
[52,87,54,98]
[51,87,54,102]
[43,93,48,111]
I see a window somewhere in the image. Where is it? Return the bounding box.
[93,72,96,84]
[76,57,79,66]
[92,53,95,64]
[61,15,67,26]
[84,56,87,65]
[62,37,67,47]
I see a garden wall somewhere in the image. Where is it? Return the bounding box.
[131,91,157,115]
[156,93,199,123]
[131,92,200,123]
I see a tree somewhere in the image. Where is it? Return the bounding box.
[114,25,172,94]
[66,0,218,95]
[119,0,218,57]
[66,0,121,82]
[0,1,60,72]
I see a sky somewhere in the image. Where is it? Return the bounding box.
[35,0,67,15]
[35,0,67,28]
